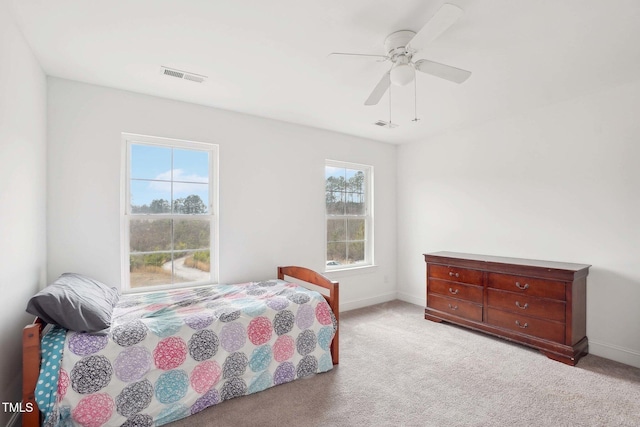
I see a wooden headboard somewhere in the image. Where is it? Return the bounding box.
[278,265,339,364]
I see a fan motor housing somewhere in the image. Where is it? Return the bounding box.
[384,30,416,58]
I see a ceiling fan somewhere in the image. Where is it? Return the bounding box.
[331,3,472,106]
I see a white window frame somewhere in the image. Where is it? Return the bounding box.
[121,133,219,292]
[325,159,374,271]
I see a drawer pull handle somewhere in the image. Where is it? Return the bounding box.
[515,301,528,310]
[515,320,528,329]
[448,271,460,278]
[448,288,459,295]
[515,282,529,290]
[448,304,459,310]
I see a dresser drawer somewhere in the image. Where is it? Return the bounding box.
[486,308,565,343]
[429,264,483,285]
[487,273,565,301]
[486,289,565,322]
[429,278,483,303]
[427,293,482,322]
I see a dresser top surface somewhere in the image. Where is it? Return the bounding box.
[424,251,591,272]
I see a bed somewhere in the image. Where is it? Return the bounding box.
[22,266,339,427]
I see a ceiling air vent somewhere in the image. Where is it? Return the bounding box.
[373,120,398,129]
[160,66,207,83]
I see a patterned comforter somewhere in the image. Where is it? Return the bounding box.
[37,280,337,426]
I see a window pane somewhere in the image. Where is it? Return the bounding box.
[326,166,346,216]
[131,145,171,180]
[347,242,365,263]
[130,218,171,252]
[172,252,210,284]
[327,219,346,243]
[129,252,173,288]
[179,250,211,283]
[172,148,209,215]
[345,192,365,215]
[172,185,209,214]
[129,251,211,288]
[174,219,210,250]
[173,149,209,183]
[327,242,346,265]
[325,167,346,191]
[345,169,365,193]
[347,218,365,241]
[130,181,171,214]
[326,191,344,215]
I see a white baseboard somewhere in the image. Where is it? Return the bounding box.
[340,292,397,312]
[396,291,424,307]
[589,340,640,369]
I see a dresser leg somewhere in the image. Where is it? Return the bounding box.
[540,338,589,366]
[540,351,578,366]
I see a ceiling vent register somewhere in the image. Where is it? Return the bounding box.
[373,120,398,128]
[160,66,207,83]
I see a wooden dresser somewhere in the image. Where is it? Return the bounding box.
[424,252,590,365]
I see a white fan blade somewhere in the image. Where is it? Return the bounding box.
[364,72,390,105]
[329,52,388,60]
[414,59,471,83]
[406,3,464,52]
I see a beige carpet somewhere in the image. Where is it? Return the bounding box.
[169,300,640,427]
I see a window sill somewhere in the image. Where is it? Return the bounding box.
[323,264,378,277]
[122,281,216,295]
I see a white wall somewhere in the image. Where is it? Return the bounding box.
[397,79,640,367]
[47,78,397,311]
[0,1,47,424]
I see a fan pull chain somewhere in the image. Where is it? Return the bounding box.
[388,73,393,126]
[412,76,420,123]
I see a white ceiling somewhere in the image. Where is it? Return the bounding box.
[9,0,640,144]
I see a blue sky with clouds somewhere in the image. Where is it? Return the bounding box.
[130,144,209,208]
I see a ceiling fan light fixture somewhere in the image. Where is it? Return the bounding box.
[390,63,415,86]
[332,3,471,106]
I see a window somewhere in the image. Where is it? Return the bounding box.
[325,160,373,270]
[122,134,218,291]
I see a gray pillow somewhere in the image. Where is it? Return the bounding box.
[26,273,120,334]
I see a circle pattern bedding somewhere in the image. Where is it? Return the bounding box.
[37,279,337,427]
